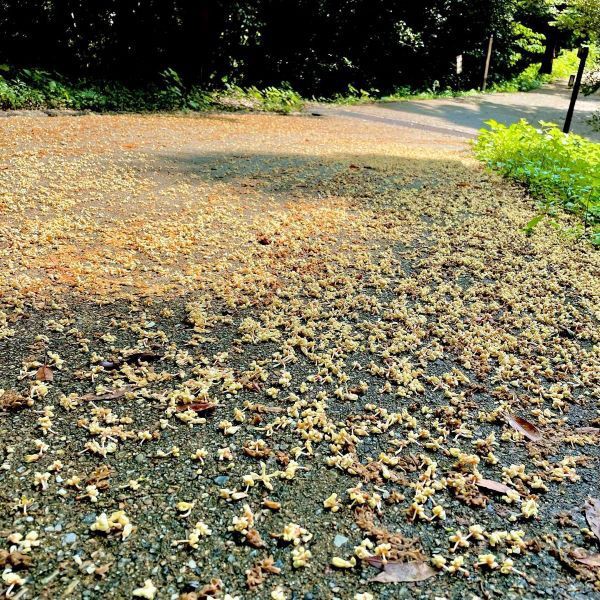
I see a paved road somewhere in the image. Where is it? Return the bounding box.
[313,81,600,140]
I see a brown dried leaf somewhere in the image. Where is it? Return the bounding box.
[476,478,517,496]
[506,413,542,442]
[574,553,600,568]
[243,442,272,458]
[576,427,600,435]
[584,497,600,542]
[175,402,217,413]
[36,365,54,381]
[0,549,33,569]
[0,391,32,411]
[87,465,112,489]
[369,560,436,583]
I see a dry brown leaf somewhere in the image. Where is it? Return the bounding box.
[584,497,600,542]
[0,391,32,410]
[87,465,112,489]
[506,413,542,442]
[0,549,32,569]
[243,442,272,458]
[476,478,517,496]
[36,365,54,381]
[574,553,600,568]
[369,560,436,583]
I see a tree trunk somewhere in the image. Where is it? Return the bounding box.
[540,27,557,74]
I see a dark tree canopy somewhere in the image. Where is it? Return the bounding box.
[0,1,580,94]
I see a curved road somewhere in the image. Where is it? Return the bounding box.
[312,81,600,140]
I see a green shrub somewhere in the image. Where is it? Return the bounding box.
[474,119,600,245]
[0,67,304,114]
[214,83,303,114]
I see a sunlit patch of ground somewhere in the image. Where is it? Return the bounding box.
[0,113,599,599]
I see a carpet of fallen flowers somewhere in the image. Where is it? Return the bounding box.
[0,112,599,600]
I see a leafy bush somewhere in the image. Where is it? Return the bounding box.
[215,84,303,114]
[0,67,303,114]
[474,120,600,245]
[325,50,584,104]
[489,49,581,92]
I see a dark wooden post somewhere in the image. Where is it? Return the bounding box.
[482,35,494,91]
[563,46,589,134]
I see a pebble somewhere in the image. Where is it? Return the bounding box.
[214,475,229,485]
[62,533,78,545]
[135,453,147,463]
[333,534,348,547]
[82,513,97,525]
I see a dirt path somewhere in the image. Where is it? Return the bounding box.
[0,112,599,600]
[314,82,600,140]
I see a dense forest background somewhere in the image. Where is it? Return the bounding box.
[0,1,582,95]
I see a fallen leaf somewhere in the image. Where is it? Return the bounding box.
[584,498,600,542]
[506,413,542,442]
[0,391,32,410]
[175,402,217,413]
[0,549,33,568]
[576,554,600,567]
[369,560,436,583]
[36,365,54,382]
[476,478,517,496]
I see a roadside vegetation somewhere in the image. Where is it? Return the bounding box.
[474,119,600,245]
[0,50,590,115]
[0,67,304,114]
[329,49,584,105]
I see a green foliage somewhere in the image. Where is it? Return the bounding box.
[554,0,600,42]
[474,119,600,244]
[324,49,582,104]
[0,68,303,114]
[490,48,580,92]
[216,84,303,114]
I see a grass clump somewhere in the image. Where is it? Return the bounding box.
[474,119,599,245]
